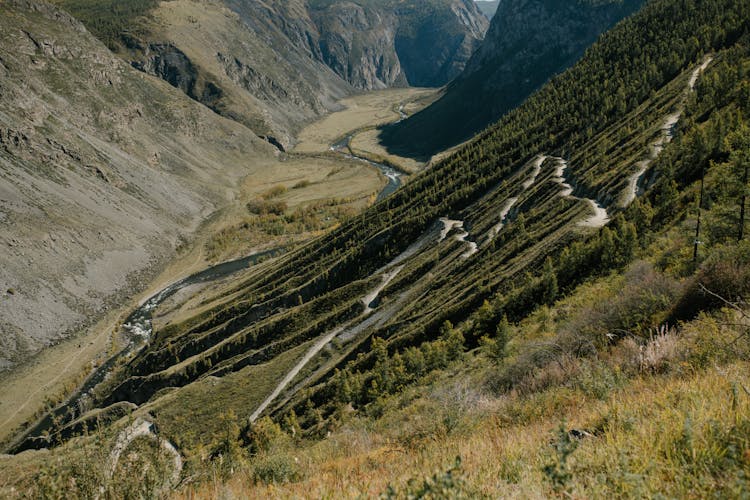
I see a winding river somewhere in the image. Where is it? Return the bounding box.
[330,135,403,202]
[9,107,408,453]
[8,248,283,453]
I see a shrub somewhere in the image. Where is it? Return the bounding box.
[673,241,750,319]
[543,423,578,496]
[247,199,287,215]
[680,313,750,369]
[251,453,301,485]
[572,359,623,400]
[697,241,750,304]
[260,185,288,199]
[479,315,512,362]
[637,324,683,373]
[381,457,472,499]
[487,341,570,395]
[244,416,287,454]
[561,261,682,346]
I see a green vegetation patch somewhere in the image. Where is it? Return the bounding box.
[151,340,312,452]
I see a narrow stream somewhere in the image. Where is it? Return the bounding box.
[8,247,283,453]
[9,107,409,453]
[330,135,403,202]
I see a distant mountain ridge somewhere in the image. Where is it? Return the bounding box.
[308,0,488,88]
[50,0,488,148]
[382,0,645,157]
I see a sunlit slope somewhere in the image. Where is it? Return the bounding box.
[62,0,750,448]
[0,0,274,373]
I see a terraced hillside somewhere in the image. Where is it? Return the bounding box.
[8,0,746,444]
[2,0,750,496]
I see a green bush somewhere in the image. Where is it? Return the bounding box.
[381,457,472,499]
[247,199,287,216]
[674,240,750,318]
[251,453,301,485]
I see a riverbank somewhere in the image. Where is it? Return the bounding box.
[0,87,440,448]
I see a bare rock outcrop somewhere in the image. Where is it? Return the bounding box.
[0,0,275,371]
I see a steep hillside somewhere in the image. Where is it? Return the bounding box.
[0,0,278,372]
[2,0,750,496]
[308,0,488,88]
[382,0,645,157]
[50,0,487,148]
[116,0,351,149]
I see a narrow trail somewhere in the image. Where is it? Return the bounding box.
[551,157,610,228]
[362,266,405,313]
[249,215,489,421]
[551,158,575,197]
[249,325,346,423]
[249,269,407,423]
[456,227,478,258]
[106,418,182,485]
[439,218,478,258]
[249,222,442,422]
[623,56,713,207]
[487,197,519,242]
[580,199,611,228]
[486,155,546,242]
[439,218,463,241]
[522,155,545,189]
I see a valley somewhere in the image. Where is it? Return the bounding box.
[1,0,749,497]
[294,87,438,172]
[0,83,434,450]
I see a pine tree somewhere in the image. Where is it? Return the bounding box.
[541,257,559,305]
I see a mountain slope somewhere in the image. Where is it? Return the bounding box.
[382,0,645,157]
[50,0,488,148]
[13,0,747,441]
[0,0,275,371]
[119,0,352,149]
[308,0,488,88]
[3,0,750,496]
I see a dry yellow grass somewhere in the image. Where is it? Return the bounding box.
[350,129,423,174]
[176,359,750,498]
[293,88,436,155]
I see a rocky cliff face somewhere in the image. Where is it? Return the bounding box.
[391,0,489,86]
[382,0,644,156]
[0,0,276,371]
[311,3,405,89]
[51,0,487,147]
[308,0,488,89]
